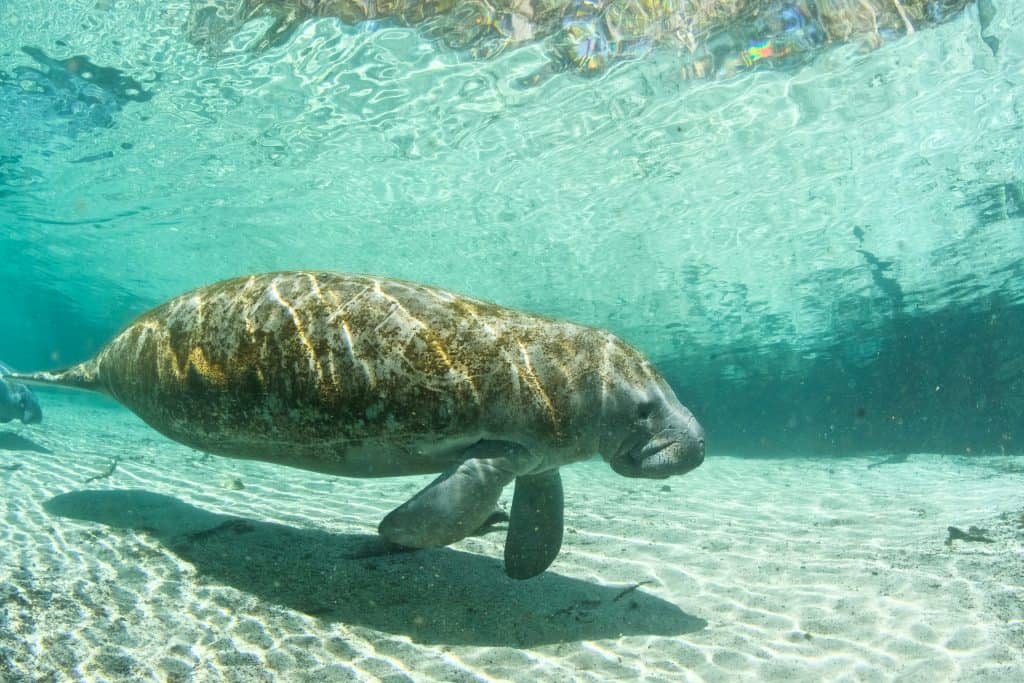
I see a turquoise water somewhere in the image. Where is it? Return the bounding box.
[2,1,1021,455]
[1,1,1023,681]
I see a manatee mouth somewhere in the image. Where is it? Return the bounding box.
[639,440,675,466]
[611,434,705,479]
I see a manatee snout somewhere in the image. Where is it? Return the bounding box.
[0,376,43,425]
[644,423,705,477]
[611,405,705,479]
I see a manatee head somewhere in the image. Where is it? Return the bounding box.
[607,386,705,480]
[0,379,42,424]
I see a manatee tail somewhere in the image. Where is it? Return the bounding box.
[7,359,106,394]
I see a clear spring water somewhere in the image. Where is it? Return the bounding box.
[1,1,1023,681]
[2,1,1022,454]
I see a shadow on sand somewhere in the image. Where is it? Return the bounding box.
[0,431,52,454]
[44,489,706,647]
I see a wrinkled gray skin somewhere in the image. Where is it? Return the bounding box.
[0,363,43,424]
[12,272,704,578]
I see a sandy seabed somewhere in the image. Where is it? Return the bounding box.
[1,390,1022,682]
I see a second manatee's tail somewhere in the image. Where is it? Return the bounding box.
[7,359,106,393]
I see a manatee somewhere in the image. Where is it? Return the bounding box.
[0,363,43,424]
[12,271,704,578]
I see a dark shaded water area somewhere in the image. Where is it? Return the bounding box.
[676,295,1024,456]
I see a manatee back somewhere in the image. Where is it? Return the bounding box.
[92,272,509,452]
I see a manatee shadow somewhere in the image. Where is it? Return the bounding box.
[0,431,52,454]
[44,490,705,647]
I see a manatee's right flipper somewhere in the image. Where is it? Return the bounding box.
[505,469,564,580]
[378,441,534,549]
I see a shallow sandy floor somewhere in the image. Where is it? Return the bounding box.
[1,390,1022,682]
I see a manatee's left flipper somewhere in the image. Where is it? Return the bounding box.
[469,507,510,537]
[378,459,514,547]
[505,468,564,580]
[378,441,534,548]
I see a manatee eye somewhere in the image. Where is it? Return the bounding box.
[637,401,655,420]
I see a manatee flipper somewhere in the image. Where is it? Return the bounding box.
[469,507,510,537]
[378,441,532,548]
[505,469,564,580]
